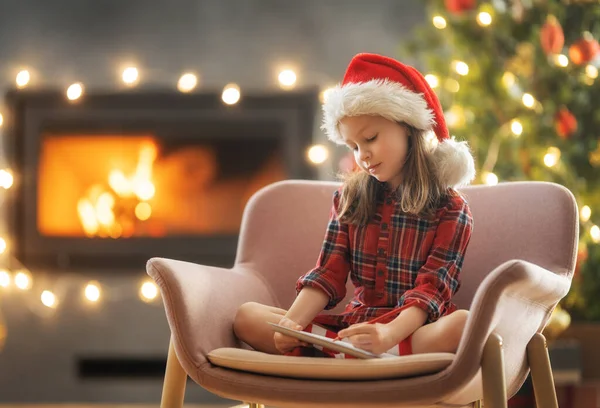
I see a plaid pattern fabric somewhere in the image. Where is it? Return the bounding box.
[296,187,473,329]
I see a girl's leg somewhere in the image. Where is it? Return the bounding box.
[233,302,287,355]
[411,309,469,354]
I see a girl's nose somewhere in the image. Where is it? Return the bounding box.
[359,148,371,162]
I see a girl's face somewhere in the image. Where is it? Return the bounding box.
[339,115,409,189]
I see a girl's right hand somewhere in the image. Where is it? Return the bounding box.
[273,316,309,354]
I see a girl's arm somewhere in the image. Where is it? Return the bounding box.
[385,306,427,344]
[284,287,330,328]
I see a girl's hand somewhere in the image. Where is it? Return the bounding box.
[337,323,398,355]
[273,316,309,354]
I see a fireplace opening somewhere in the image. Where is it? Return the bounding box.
[38,132,286,239]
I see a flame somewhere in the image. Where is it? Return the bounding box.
[77,141,158,237]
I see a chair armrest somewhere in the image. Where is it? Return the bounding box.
[445,259,572,401]
[146,257,276,369]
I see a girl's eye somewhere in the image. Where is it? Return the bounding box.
[366,134,378,142]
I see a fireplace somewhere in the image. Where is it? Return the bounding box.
[4,90,318,270]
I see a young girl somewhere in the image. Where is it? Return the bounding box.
[234,53,476,358]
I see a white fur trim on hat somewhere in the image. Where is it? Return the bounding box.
[321,79,435,144]
[432,137,476,188]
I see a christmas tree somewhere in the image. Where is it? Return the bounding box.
[400,0,600,321]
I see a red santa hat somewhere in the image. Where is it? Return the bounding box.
[322,53,476,188]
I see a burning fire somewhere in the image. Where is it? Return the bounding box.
[77,141,157,238]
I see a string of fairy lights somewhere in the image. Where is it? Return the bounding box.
[424,7,600,246]
[0,269,161,312]
[2,65,333,170]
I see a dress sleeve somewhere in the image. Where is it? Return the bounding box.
[400,195,474,322]
[295,189,351,310]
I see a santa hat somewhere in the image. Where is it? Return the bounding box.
[322,53,476,188]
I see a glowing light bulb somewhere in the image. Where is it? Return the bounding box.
[510,120,523,136]
[140,281,158,302]
[278,69,297,89]
[477,12,492,26]
[177,73,198,93]
[425,74,439,88]
[122,67,139,85]
[591,225,600,243]
[222,84,241,105]
[453,61,469,76]
[502,72,516,88]
[483,172,498,186]
[307,145,329,164]
[544,147,561,167]
[67,83,84,101]
[16,70,30,88]
[84,282,101,302]
[319,87,334,104]
[41,290,57,308]
[432,16,447,29]
[14,271,31,290]
[586,65,598,79]
[581,205,591,223]
[0,270,10,288]
[0,169,14,189]
[554,54,569,67]
[522,93,535,108]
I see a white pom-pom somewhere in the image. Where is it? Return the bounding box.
[432,138,476,188]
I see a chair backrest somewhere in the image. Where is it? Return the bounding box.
[235,180,578,311]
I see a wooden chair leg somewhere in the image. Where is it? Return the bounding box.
[161,338,188,408]
[527,332,559,408]
[481,333,507,408]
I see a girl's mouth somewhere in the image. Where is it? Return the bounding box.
[368,163,381,173]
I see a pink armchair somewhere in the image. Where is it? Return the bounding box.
[147,180,578,408]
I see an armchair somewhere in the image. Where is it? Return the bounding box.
[147,180,578,408]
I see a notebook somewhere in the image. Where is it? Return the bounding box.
[268,322,395,359]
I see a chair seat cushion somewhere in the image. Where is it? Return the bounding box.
[207,348,455,380]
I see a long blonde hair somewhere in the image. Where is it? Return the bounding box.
[337,124,449,226]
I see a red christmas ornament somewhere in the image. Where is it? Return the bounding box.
[444,0,476,15]
[540,15,564,55]
[554,107,578,139]
[568,33,600,65]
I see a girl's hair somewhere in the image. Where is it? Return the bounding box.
[337,123,449,225]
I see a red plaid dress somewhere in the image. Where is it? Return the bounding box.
[289,186,473,357]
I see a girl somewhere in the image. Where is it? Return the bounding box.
[234,53,476,358]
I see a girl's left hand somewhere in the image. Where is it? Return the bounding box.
[337,323,398,355]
